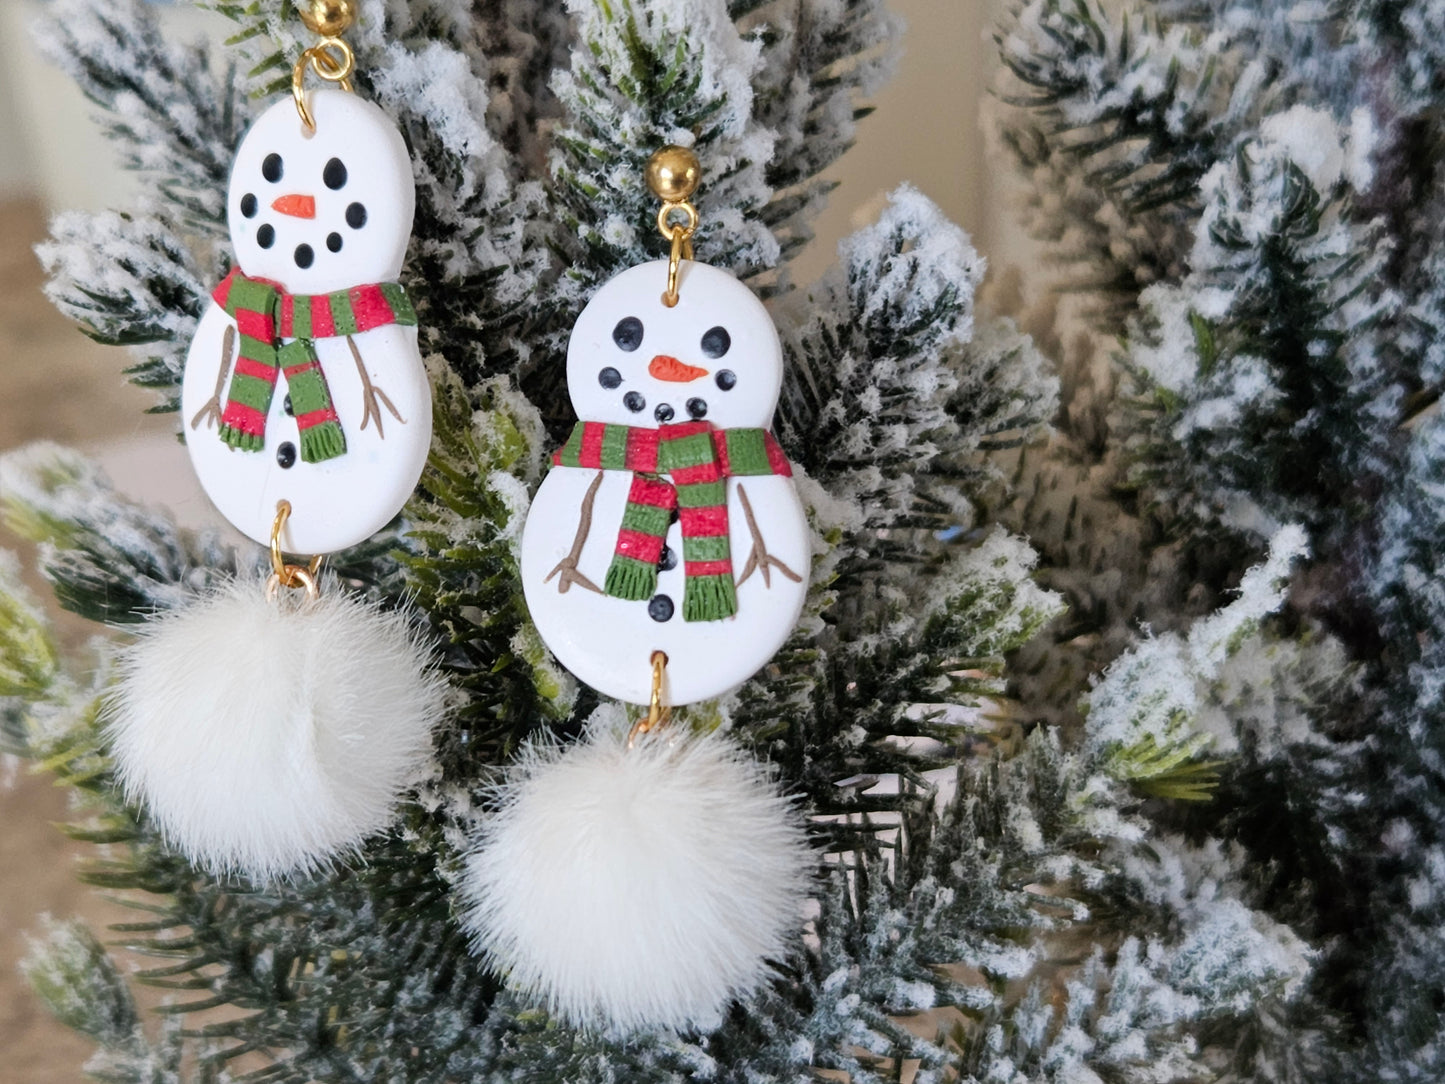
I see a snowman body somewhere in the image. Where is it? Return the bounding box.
[521,260,810,705]
[181,89,431,555]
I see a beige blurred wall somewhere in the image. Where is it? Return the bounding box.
[798,0,991,282]
[0,19,28,199]
[0,1,230,210]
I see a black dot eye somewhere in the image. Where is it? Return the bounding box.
[294,244,314,269]
[257,224,276,249]
[686,397,708,419]
[346,202,368,229]
[654,403,675,423]
[598,367,622,389]
[623,391,646,413]
[715,369,736,391]
[327,232,343,253]
[613,317,644,352]
[240,193,257,218]
[262,153,283,183]
[323,158,348,190]
[701,326,731,358]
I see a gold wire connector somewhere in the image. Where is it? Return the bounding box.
[646,146,701,307]
[267,499,323,601]
[292,0,357,133]
[628,651,671,746]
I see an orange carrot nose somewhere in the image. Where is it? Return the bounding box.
[271,194,316,219]
[648,355,709,382]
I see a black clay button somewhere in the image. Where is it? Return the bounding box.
[654,403,675,423]
[624,391,646,413]
[276,442,297,469]
[240,193,257,218]
[294,244,314,269]
[612,316,644,352]
[669,505,680,525]
[283,394,294,417]
[346,202,368,229]
[686,397,708,419]
[257,223,276,249]
[701,325,731,358]
[262,153,283,183]
[648,594,674,622]
[658,545,677,572]
[323,157,348,190]
[598,366,622,389]
[715,369,736,391]
[327,232,343,253]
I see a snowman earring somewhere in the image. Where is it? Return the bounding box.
[459,149,815,1033]
[520,148,811,705]
[107,1,445,881]
[182,4,428,553]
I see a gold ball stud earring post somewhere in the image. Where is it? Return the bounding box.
[646,146,701,204]
[298,0,355,38]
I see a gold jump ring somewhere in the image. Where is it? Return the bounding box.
[292,39,356,133]
[657,203,697,307]
[268,500,323,598]
[628,651,671,746]
[309,39,355,84]
[656,202,699,239]
[266,566,321,603]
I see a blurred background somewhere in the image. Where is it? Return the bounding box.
[0,2,1012,1079]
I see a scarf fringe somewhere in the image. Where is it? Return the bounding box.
[684,575,737,623]
[300,421,347,464]
[605,556,657,602]
[219,425,263,453]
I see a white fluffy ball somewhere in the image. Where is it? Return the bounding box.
[459,715,814,1033]
[108,578,445,880]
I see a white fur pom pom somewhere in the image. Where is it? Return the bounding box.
[459,714,814,1034]
[108,579,445,880]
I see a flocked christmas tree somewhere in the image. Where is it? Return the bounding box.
[0,0,1368,1080]
[992,0,1445,1078]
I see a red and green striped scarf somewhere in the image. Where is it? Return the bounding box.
[552,420,793,621]
[213,269,417,463]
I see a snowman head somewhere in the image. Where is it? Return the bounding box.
[566,261,784,430]
[227,90,415,295]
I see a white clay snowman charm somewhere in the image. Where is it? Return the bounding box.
[521,252,810,704]
[181,87,431,555]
